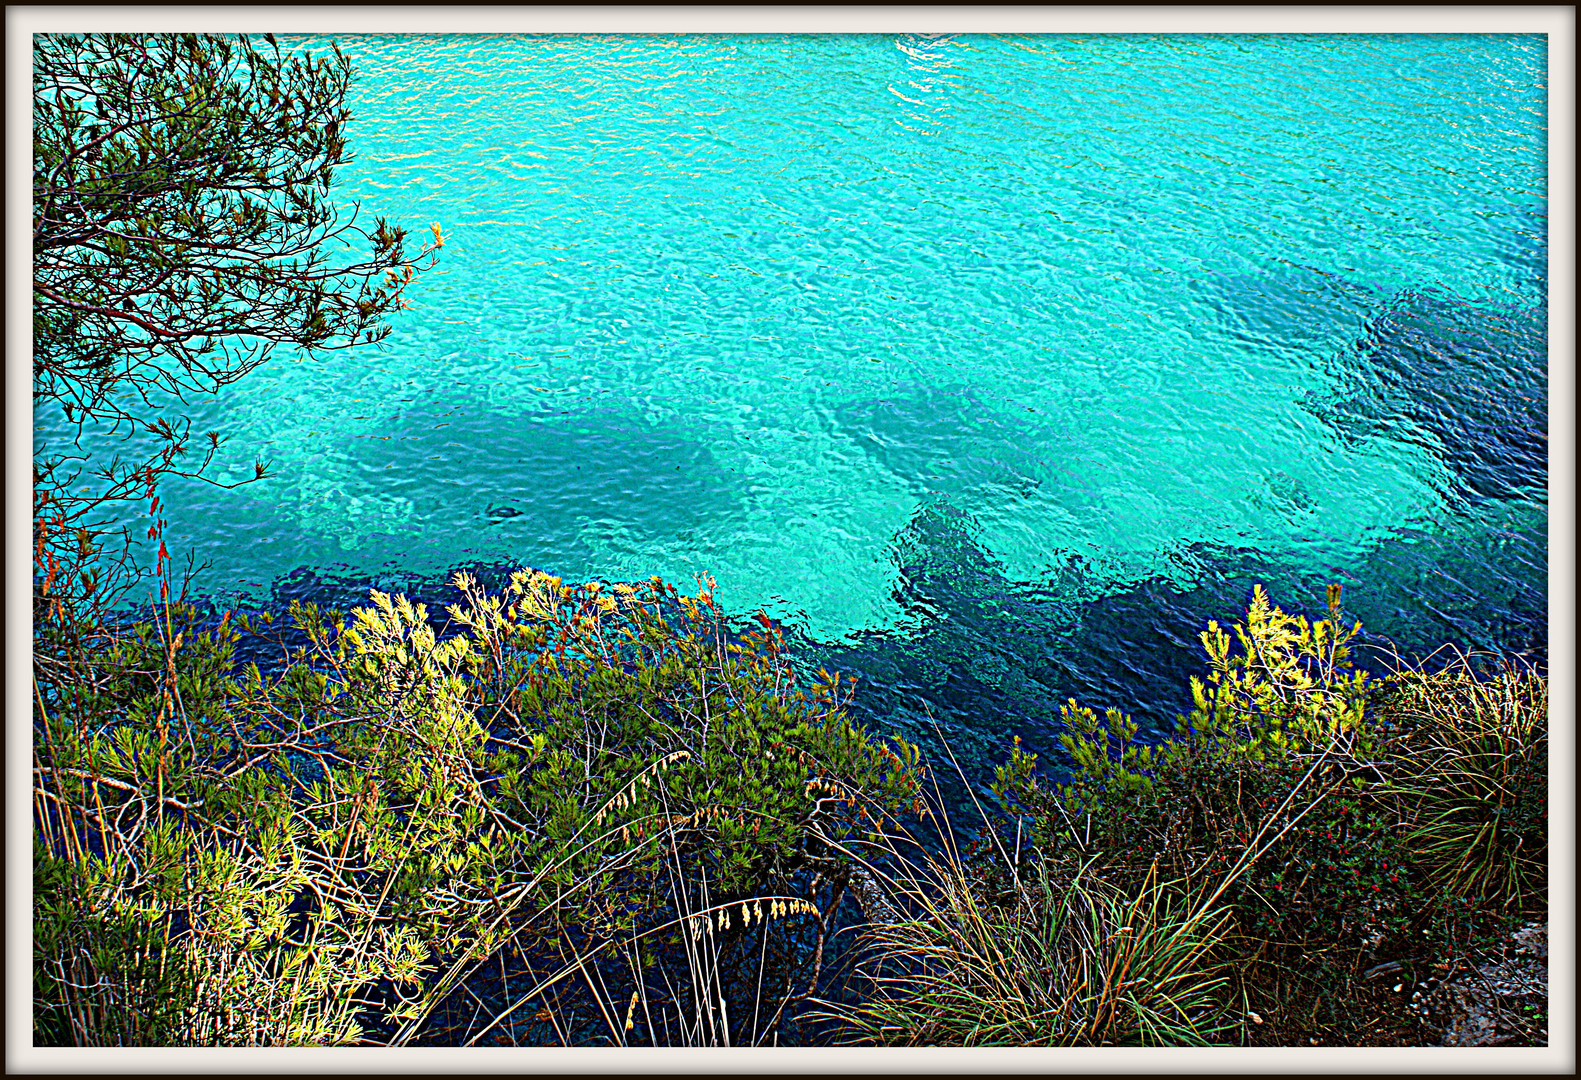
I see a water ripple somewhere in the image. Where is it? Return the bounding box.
[50,33,1545,773]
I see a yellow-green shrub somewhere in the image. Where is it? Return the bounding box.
[32,572,923,1045]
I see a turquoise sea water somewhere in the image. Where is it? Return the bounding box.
[42,34,1548,760]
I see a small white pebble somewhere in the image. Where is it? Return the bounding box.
[1393,984,1403,993]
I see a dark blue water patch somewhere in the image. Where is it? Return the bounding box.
[777,495,1546,825]
[1312,288,1548,505]
[826,383,1060,501]
[279,560,552,618]
[1196,259,1383,353]
[1195,255,1547,508]
[324,393,747,556]
[446,402,742,543]
[183,469,1545,840]
[1341,516,1547,670]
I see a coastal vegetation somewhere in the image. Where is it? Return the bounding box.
[823,586,1547,1046]
[33,32,1547,1048]
[33,572,1547,1046]
[33,569,924,1045]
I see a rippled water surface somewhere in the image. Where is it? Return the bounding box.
[65,34,1550,761]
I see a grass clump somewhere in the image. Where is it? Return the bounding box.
[1380,653,1547,914]
[823,836,1235,1046]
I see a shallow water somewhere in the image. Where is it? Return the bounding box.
[41,33,1548,774]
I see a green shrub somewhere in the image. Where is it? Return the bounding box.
[992,585,1377,879]
[33,840,202,1046]
[984,584,1548,1044]
[1180,582,1374,759]
[32,571,923,1045]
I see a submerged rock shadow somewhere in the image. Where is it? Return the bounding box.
[1311,287,1547,505]
[1195,255,1547,507]
[783,491,1546,826]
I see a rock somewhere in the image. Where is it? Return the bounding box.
[1433,922,1547,1046]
